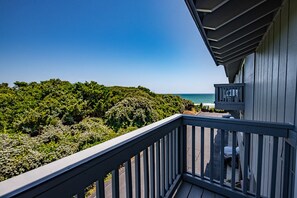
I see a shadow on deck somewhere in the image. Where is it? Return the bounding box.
[175,182,226,198]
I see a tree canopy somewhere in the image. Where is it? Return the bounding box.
[0,79,193,181]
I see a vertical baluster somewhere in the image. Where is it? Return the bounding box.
[243,133,250,193]
[220,129,225,185]
[172,130,175,180]
[175,129,178,176]
[161,138,165,197]
[256,135,264,198]
[270,137,278,198]
[240,85,243,102]
[181,125,187,174]
[192,126,195,176]
[149,145,155,198]
[210,128,214,182]
[112,169,119,198]
[238,87,239,101]
[171,131,174,182]
[135,154,141,198]
[165,135,169,191]
[215,86,219,103]
[96,178,105,198]
[169,132,172,185]
[156,141,160,198]
[233,87,235,101]
[125,160,132,198]
[201,127,204,178]
[143,149,149,198]
[231,131,236,190]
[238,87,240,102]
[225,87,227,101]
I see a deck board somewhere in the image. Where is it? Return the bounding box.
[202,189,215,198]
[175,182,192,198]
[187,184,203,197]
[175,182,226,198]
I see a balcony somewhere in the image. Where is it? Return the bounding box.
[214,83,245,111]
[0,114,294,198]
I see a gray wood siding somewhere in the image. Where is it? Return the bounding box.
[243,54,255,120]
[234,0,297,197]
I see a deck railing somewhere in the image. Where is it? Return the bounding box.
[214,83,245,110]
[0,114,295,198]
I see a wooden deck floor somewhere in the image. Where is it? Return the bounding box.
[175,182,226,198]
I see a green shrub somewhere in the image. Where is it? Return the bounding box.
[0,80,192,181]
[105,97,159,131]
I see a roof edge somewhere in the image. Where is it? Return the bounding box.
[185,0,220,66]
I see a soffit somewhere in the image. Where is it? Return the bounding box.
[185,0,283,82]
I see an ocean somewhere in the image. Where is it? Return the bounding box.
[174,94,215,105]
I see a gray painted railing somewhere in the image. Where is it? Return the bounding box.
[214,83,245,110]
[0,114,294,198]
[182,115,295,198]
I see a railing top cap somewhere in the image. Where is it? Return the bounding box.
[214,83,245,87]
[183,114,294,130]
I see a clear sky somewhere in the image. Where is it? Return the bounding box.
[0,0,227,93]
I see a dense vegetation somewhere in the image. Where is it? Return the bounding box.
[0,79,193,181]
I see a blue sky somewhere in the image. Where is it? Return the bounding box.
[0,0,227,93]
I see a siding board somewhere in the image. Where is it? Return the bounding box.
[277,1,289,124]
[273,12,283,198]
[262,37,269,195]
[272,16,280,123]
[244,54,254,120]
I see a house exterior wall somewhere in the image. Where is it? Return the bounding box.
[234,0,297,197]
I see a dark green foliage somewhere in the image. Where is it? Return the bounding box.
[0,79,192,181]
[0,119,116,181]
[105,97,159,131]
